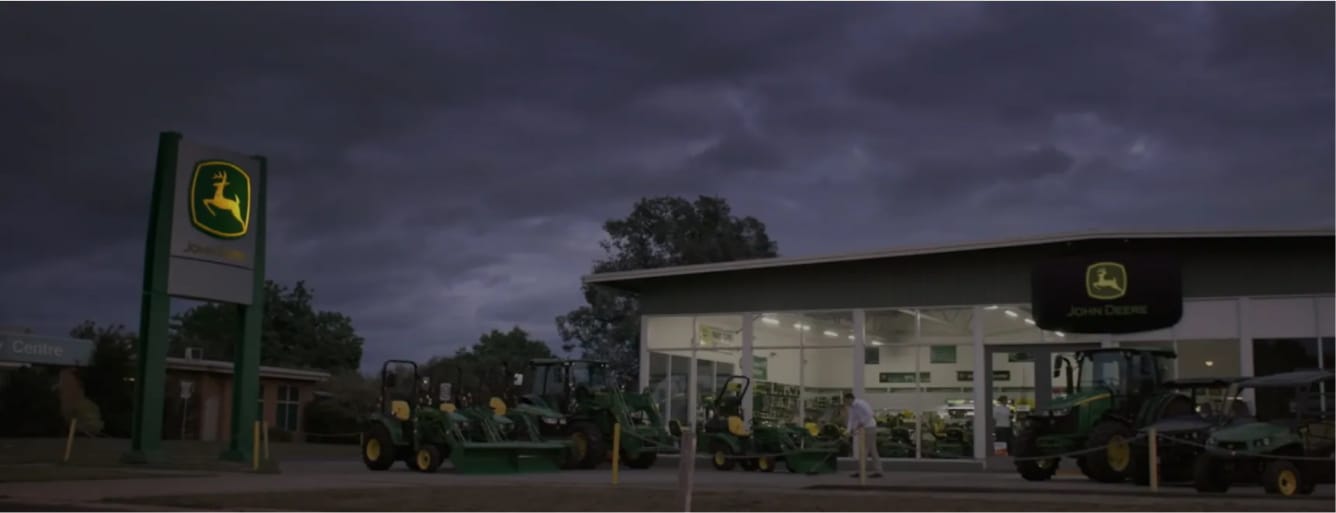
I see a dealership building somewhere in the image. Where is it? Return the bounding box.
[583,229,1334,467]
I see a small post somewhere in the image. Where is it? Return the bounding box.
[677,431,695,512]
[262,421,270,461]
[1148,427,1159,492]
[63,418,78,463]
[252,421,260,471]
[857,427,866,486]
[612,423,621,485]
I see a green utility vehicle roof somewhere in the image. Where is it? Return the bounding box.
[1162,377,1245,389]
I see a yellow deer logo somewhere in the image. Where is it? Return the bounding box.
[203,171,245,226]
[1085,262,1127,300]
[189,160,251,239]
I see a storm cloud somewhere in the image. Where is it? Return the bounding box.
[1,2,1331,369]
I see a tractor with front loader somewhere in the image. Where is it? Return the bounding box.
[699,375,840,474]
[1126,376,1246,485]
[1011,348,1190,483]
[515,358,674,469]
[359,360,569,474]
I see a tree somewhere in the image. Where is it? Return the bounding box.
[70,320,137,437]
[422,326,555,402]
[304,370,378,444]
[555,196,779,383]
[169,280,364,373]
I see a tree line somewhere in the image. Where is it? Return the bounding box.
[0,195,778,439]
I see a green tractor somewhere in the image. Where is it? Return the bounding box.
[516,358,674,469]
[359,360,569,474]
[1193,369,1335,496]
[699,375,840,474]
[1127,376,1246,485]
[1012,348,1188,483]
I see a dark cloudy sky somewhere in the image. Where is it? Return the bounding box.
[2,2,1332,371]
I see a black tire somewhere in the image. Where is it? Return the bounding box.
[784,457,797,473]
[624,449,657,469]
[1012,427,1059,481]
[1262,459,1306,496]
[361,424,396,471]
[568,422,607,470]
[412,445,443,473]
[1082,420,1133,483]
[1193,453,1230,493]
[710,441,736,471]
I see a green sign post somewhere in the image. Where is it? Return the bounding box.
[126,132,267,464]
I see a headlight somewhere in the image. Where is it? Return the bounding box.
[1257,437,1271,447]
[541,416,559,425]
[1047,408,1071,417]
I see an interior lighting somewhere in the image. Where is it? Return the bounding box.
[1205,360,1214,367]
[1004,310,1019,318]
[984,305,999,310]
[1024,318,1036,325]
[1054,331,1065,337]
[823,330,838,338]
[871,340,884,346]
[761,316,780,325]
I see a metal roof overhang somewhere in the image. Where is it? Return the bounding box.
[582,228,1335,295]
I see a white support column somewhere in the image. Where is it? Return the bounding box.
[639,315,650,392]
[971,305,987,462]
[1238,298,1255,407]
[853,310,867,399]
[741,313,755,424]
[688,317,699,432]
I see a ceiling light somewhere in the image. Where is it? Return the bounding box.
[984,305,999,310]
[1205,360,1214,367]
[823,330,838,338]
[803,325,811,332]
[793,323,803,330]
[848,335,855,341]
[1054,331,1065,337]
[1004,310,1019,318]
[871,340,884,346]
[1024,318,1035,325]
[761,316,779,325]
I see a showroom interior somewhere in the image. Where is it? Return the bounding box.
[585,230,1335,466]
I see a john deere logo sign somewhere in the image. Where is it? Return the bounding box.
[189,160,251,239]
[1085,262,1127,300]
[1031,254,1181,334]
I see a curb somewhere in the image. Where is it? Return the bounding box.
[804,484,1335,502]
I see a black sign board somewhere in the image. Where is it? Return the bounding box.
[1031,253,1182,334]
[957,370,1012,382]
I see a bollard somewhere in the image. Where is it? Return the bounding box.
[612,423,621,485]
[677,431,695,512]
[1148,427,1159,492]
[857,427,866,486]
[252,421,261,471]
[63,418,77,463]
[262,421,271,461]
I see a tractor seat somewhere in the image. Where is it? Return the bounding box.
[727,415,751,437]
[390,400,412,421]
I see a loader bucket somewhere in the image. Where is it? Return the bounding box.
[782,448,839,474]
[449,441,569,474]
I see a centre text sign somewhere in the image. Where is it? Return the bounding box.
[1030,254,1182,334]
[0,333,94,366]
[165,141,264,305]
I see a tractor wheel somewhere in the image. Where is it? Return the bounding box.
[1012,427,1058,481]
[624,449,657,469]
[361,425,396,471]
[1082,421,1133,483]
[568,422,607,470]
[1192,453,1230,493]
[413,445,443,473]
[710,441,736,471]
[1262,460,1307,496]
[755,455,776,473]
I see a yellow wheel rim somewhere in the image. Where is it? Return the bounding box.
[1106,435,1129,472]
[759,457,770,470]
[714,451,726,466]
[416,449,431,470]
[365,438,381,461]
[571,433,588,461]
[1277,469,1297,495]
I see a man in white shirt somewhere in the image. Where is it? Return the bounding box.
[993,396,1013,449]
[843,392,883,478]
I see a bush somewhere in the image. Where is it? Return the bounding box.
[63,397,105,436]
[0,367,64,436]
